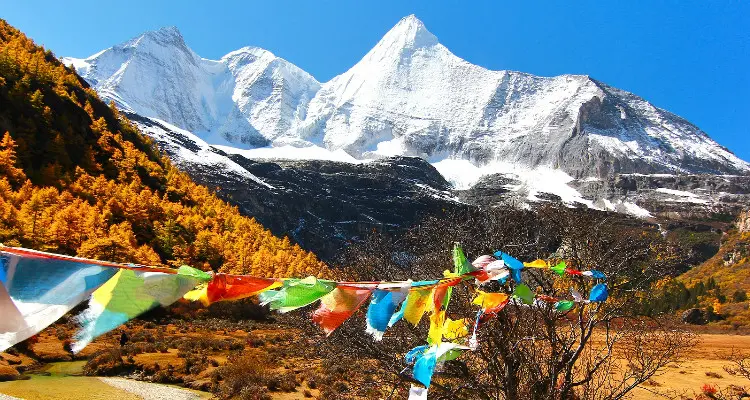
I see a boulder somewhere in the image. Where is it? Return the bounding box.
[0,353,22,365]
[682,308,708,325]
[0,364,20,381]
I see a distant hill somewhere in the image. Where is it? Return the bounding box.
[0,19,330,278]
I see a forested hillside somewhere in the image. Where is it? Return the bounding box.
[642,211,750,327]
[0,19,330,278]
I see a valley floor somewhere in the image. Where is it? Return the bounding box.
[3,319,750,399]
[630,334,750,399]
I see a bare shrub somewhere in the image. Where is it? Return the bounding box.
[327,206,697,399]
[83,348,128,376]
[213,352,275,400]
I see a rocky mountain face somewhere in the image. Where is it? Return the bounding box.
[459,171,750,220]
[130,113,748,261]
[130,114,463,260]
[739,210,750,234]
[65,16,749,179]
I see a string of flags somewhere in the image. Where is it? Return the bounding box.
[0,244,608,398]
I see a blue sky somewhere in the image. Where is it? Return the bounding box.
[2,0,748,161]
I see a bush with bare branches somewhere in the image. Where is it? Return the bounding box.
[323,206,697,399]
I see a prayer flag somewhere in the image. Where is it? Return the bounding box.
[512,284,534,305]
[401,282,437,326]
[72,266,203,352]
[555,300,575,311]
[313,285,374,335]
[0,283,25,341]
[494,251,523,269]
[473,291,510,313]
[484,260,509,283]
[186,274,280,306]
[471,255,495,270]
[589,283,609,302]
[0,249,118,352]
[495,251,524,283]
[366,282,410,340]
[453,243,476,275]
[582,270,606,279]
[407,343,470,388]
[524,259,548,269]
[427,277,461,344]
[442,318,469,340]
[409,385,428,400]
[550,261,566,277]
[259,276,336,313]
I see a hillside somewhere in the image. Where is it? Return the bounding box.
[681,210,750,292]
[643,210,750,327]
[0,19,330,278]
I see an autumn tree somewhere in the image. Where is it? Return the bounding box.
[0,132,26,184]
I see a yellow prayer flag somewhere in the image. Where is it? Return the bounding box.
[428,310,446,344]
[523,259,548,269]
[443,318,469,340]
[473,291,510,310]
[404,288,432,326]
[183,286,210,306]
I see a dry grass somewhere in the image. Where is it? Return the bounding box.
[630,334,750,399]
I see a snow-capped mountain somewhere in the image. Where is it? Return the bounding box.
[64,15,749,180]
[64,26,320,147]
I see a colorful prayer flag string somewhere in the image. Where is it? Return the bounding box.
[0,243,610,396]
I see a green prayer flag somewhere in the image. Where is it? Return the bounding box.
[550,261,567,277]
[555,300,575,311]
[453,243,476,275]
[513,284,534,305]
[440,349,463,362]
[177,265,212,282]
[259,276,337,313]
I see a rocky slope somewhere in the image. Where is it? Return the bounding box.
[739,210,750,233]
[130,114,748,260]
[130,114,463,260]
[459,171,750,220]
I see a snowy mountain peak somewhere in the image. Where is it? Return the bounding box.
[125,26,189,53]
[222,46,274,61]
[365,14,439,62]
[384,14,437,48]
[65,17,750,180]
[143,26,183,41]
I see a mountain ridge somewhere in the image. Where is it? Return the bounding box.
[63,15,749,180]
